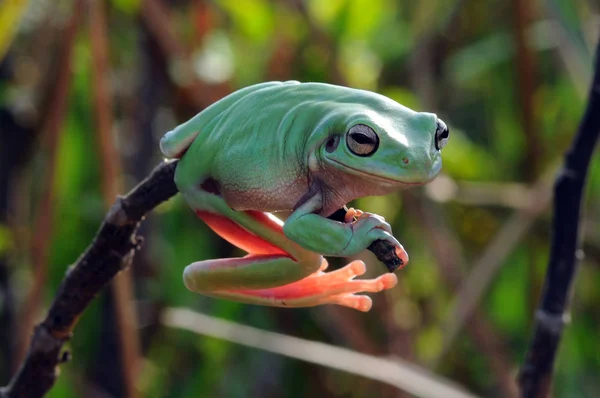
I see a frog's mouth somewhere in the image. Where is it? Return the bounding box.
[328,158,432,186]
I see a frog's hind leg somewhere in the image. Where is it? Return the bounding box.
[184,208,323,290]
[221,259,397,312]
[183,189,397,311]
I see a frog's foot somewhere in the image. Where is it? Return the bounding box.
[344,207,364,223]
[344,207,364,224]
[231,259,397,312]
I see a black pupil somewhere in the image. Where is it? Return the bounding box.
[352,133,372,145]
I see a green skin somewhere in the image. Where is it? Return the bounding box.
[161,81,447,312]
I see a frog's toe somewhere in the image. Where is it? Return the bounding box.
[328,260,367,279]
[377,272,398,290]
[318,258,329,272]
[344,207,364,223]
[328,294,373,312]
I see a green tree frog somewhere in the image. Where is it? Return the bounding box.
[161,81,449,312]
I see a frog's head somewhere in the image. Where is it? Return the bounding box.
[316,100,449,191]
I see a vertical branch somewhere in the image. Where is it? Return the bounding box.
[0,260,15,383]
[16,0,83,365]
[518,36,600,397]
[511,0,541,330]
[88,0,141,396]
[511,0,539,179]
[0,107,36,383]
[140,0,230,108]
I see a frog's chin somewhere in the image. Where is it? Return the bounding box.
[326,158,436,186]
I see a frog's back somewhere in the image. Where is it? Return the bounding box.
[160,81,395,159]
[160,81,301,159]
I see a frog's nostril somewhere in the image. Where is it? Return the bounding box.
[435,119,449,151]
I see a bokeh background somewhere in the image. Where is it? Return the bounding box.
[0,0,599,397]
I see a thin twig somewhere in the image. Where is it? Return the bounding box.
[0,160,179,398]
[512,0,540,181]
[88,0,141,396]
[16,0,83,365]
[511,0,542,335]
[518,34,600,398]
[162,307,480,398]
[404,194,518,397]
[434,170,554,363]
[544,1,593,98]
[426,176,543,209]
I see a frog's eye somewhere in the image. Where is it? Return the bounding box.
[346,124,379,157]
[435,119,450,151]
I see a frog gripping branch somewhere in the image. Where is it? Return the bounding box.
[161,81,449,312]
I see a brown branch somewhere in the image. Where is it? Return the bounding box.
[0,160,179,398]
[0,107,36,383]
[16,0,84,366]
[512,0,539,180]
[511,0,541,335]
[88,0,141,396]
[140,0,230,108]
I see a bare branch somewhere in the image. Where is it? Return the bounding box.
[0,160,179,398]
[89,0,141,395]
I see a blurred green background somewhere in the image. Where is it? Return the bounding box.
[0,0,598,397]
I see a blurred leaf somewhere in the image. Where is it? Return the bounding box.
[342,0,385,41]
[438,128,498,180]
[339,40,381,89]
[216,0,274,42]
[46,366,77,398]
[0,0,29,61]
[447,33,513,85]
[380,86,420,110]
[487,248,528,336]
[306,0,346,30]
[0,224,13,256]
[417,326,443,362]
[110,0,140,15]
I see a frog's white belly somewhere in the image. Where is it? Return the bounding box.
[220,176,308,212]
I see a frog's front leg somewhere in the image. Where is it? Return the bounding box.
[181,187,397,312]
[284,194,409,262]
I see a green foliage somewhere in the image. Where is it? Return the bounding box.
[1,0,598,397]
